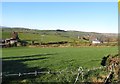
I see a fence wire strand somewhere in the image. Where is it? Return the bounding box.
[1,66,108,83]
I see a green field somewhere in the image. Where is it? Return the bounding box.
[2,46,117,71]
[2,46,118,83]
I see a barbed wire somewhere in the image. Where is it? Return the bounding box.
[2,65,117,83]
[0,67,107,84]
[1,66,105,78]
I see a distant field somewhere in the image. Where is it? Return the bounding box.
[2,28,118,44]
[2,31,77,43]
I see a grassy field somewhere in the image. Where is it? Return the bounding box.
[2,46,117,70]
[1,46,118,83]
[2,46,118,82]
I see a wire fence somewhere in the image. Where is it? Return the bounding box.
[1,66,105,77]
[1,66,108,84]
[1,65,119,84]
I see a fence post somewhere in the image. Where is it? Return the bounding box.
[48,71,50,74]
[35,71,37,76]
[104,63,115,84]
[74,67,83,84]
[18,73,21,76]
[81,67,84,82]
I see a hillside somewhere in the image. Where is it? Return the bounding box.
[1,27,118,43]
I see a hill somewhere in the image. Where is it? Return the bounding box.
[0,27,118,44]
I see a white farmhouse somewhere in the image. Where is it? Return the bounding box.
[92,39,101,44]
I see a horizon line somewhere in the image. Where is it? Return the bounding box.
[1,26,118,34]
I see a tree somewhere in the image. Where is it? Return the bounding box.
[11,31,19,40]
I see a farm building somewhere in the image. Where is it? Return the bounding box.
[1,31,28,48]
[0,31,20,48]
[5,38,18,45]
[0,38,18,48]
[92,39,101,44]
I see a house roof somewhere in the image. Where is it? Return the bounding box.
[92,40,100,41]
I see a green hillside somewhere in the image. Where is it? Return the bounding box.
[1,27,118,43]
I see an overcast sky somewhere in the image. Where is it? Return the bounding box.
[1,2,118,33]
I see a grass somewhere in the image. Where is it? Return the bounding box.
[2,46,118,83]
[2,46,117,71]
[3,28,113,43]
[2,31,76,43]
[1,32,11,39]
[1,28,118,83]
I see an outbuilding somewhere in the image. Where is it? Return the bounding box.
[92,39,101,44]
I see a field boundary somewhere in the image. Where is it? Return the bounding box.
[1,66,105,77]
[1,66,107,84]
[2,64,119,83]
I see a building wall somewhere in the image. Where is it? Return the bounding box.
[92,40,101,44]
